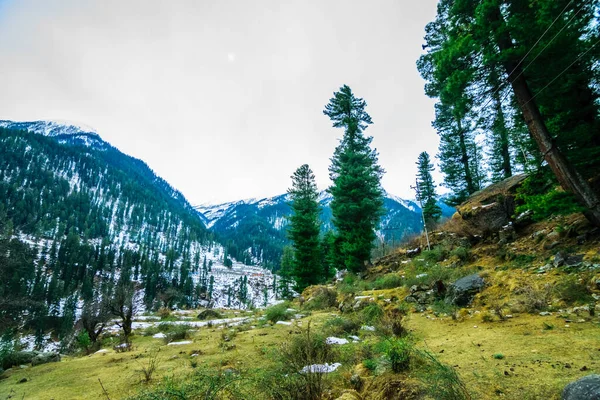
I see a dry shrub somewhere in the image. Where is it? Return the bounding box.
[514,284,553,313]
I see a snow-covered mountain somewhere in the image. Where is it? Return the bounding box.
[0,119,280,348]
[0,119,107,149]
[194,191,454,268]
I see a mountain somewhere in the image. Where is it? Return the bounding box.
[195,191,455,269]
[0,120,277,349]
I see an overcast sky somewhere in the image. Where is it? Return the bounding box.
[0,0,442,205]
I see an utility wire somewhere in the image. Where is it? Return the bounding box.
[522,37,600,108]
[494,0,590,106]
[478,0,577,111]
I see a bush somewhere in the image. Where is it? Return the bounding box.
[415,350,471,400]
[492,353,504,360]
[515,284,553,313]
[304,287,338,311]
[76,331,92,353]
[264,303,293,323]
[163,324,192,344]
[555,276,593,304]
[157,307,171,319]
[361,303,385,325]
[276,323,337,400]
[323,316,360,336]
[422,246,449,263]
[451,246,470,262]
[372,273,403,289]
[379,338,411,373]
[363,358,378,371]
[515,173,584,221]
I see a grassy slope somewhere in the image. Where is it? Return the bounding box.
[1,216,599,399]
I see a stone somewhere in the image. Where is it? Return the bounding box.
[406,247,421,257]
[554,252,567,267]
[562,374,600,400]
[31,352,61,367]
[446,274,485,306]
[544,241,561,250]
[17,377,28,384]
[564,254,584,269]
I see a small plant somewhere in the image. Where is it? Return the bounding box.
[189,359,198,368]
[378,338,411,373]
[264,302,293,323]
[137,350,161,383]
[163,324,192,344]
[157,307,171,319]
[77,331,92,354]
[361,303,385,324]
[416,350,471,400]
[362,358,377,371]
[492,353,504,360]
[542,322,554,330]
[323,316,360,336]
[481,311,494,322]
[304,287,338,311]
[555,276,593,304]
[451,246,470,262]
[373,273,403,289]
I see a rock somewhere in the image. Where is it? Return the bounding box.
[544,241,561,250]
[562,374,600,400]
[539,312,552,316]
[565,254,584,269]
[455,174,528,236]
[446,274,485,306]
[499,223,516,244]
[17,377,28,384]
[197,309,223,320]
[577,234,589,244]
[547,230,561,241]
[554,252,567,267]
[406,247,421,257]
[31,352,60,367]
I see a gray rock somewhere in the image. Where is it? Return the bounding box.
[31,352,60,367]
[544,241,561,250]
[554,252,567,267]
[446,274,485,306]
[562,374,600,400]
[565,254,584,268]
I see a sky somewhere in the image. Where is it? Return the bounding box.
[0,0,443,205]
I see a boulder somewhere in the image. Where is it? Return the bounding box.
[31,352,60,367]
[455,174,528,236]
[446,274,485,306]
[562,374,600,400]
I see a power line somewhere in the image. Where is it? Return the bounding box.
[495,0,590,106]
[478,0,578,111]
[522,37,600,108]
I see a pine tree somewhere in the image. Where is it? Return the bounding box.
[287,164,322,291]
[323,85,384,272]
[418,0,600,226]
[277,246,294,299]
[415,152,442,228]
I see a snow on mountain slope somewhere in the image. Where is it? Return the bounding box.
[0,119,105,149]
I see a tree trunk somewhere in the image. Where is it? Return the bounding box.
[491,6,600,226]
[492,86,512,179]
[457,119,476,194]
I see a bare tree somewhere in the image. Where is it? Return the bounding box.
[108,282,138,347]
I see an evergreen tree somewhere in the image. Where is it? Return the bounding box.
[277,246,294,299]
[415,152,442,228]
[287,164,322,291]
[418,0,600,225]
[323,85,385,272]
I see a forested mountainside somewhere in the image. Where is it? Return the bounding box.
[196,192,454,269]
[0,121,276,349]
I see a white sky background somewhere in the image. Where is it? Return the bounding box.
[0,0,442,205]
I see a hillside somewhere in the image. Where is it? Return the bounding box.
[195,192,454,268]
[0,121,277,351]
[1,178,598,399]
